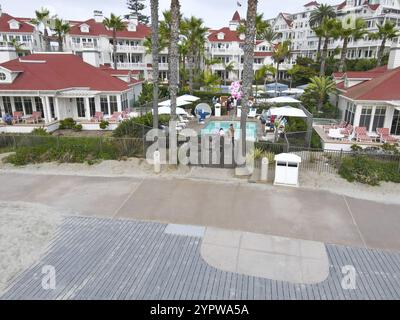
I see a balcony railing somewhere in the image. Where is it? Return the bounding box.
[71,42,99,50]
[116,62,147,69]
[114,45,146,53]
[209,47,243,55]
[158,63,169,70]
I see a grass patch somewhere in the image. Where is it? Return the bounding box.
[339,155,400,186]
[3,136,145,166]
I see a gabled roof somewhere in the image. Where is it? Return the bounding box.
[254,52,273,57]
[0,54,131,92]
[69,19,150,39]
[208,27,243,42]
[333,66,387,80]
[304,1,319,7]
[0,13,35,33]
[232,11,241,22]
[337,1,347,10]
[343,66,400,101]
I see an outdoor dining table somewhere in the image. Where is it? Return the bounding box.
[328,128,345,140]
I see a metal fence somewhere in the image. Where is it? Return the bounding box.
[254,141,400,174]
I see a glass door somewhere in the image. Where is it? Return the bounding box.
[391,109,400,135]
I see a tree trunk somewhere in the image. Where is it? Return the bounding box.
[58,35,64,52]
[151,0,159,129]
[377,37,386,67]
[240,0,258,156]
[338,37,348,73]
[189,53,194,94]
[113,30,118,70]
[44,28,50,51]
[317,36,322,56]
[319,37,329,76]
[275,63,280,97]
[169,0,180,122]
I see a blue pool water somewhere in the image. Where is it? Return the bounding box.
[201,121,257,141]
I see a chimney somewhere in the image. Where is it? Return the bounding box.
[94,10,104,23]
[388,37,400,70]
[0,5,3,17]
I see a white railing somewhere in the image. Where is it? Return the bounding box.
[71,42,99,50]
[158,63,169,70]
[114,45,146,53]
[209,47,243,55]
[116,62,147,69]
[0,42,34,51]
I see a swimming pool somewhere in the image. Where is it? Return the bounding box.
[201,121,258,141]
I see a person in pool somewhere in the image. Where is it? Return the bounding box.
[219,128,225,136]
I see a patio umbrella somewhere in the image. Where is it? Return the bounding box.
[157,106,188,116]
[158,97,193,107]
[264,96,301,104]
[179,94,200,102]
[267,106,307,118]
[281,88,304,95]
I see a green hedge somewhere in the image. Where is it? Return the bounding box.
[339,155,400,186]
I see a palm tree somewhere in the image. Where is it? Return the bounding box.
[169,0,181,122]
[263,27,281,47]
[9,38,24,56]
[305,76,337,113]
[337,17,367,72]
[271,40,291,96]
[372,21,399,67]
[240,0,258,154]
[315,18,341,76]
[200,71,221,91]
[223,61,235,85]
[309,4,336,55]
[150,0,159,129]
[103,14,125,70]
[254,64,276,102]
[53,18,70,52]
[237,13,269,40]
[31,8,52,51]
[181,16,208,93]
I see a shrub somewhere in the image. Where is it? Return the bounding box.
[73,124,82,131]
[339,155,400,186]
[59,118,76,130]
[31,128,49,136]
[113,114,170,138]
[99,120,109,130]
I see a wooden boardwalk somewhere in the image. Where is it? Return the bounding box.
[2,216,400,300]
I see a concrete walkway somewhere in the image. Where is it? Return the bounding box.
[2,217,400,300]
[0,172,399,251]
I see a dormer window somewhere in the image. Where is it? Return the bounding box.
[8,20,20,30]
[0,72,6,81]
[80,24,90,33]
[217,32,225,40]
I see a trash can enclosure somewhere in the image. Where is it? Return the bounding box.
[214,103,221,117]
[274,153,302,187]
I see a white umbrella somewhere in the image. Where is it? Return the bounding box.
[281,88,304,95]
[158,97,193,107]
[179,94,200,102]
[268,106,307,118]
[264,96,301,104]
[157,106,188,116]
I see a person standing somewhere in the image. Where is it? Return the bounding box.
[228,123,235,145]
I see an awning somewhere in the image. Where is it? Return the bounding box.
[268,106,307,118]
[264,96,301,104]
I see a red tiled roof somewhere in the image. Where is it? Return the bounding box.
[363,1,380,10]
[304,1,319,7]
[278,13,293,27]
[0,13,35,33]
[0,54,130,92]
[254,52,273,57]
[343,66,400,101]
[99,65,140,75]
[337,1,346,10]
[232,11,241,22]
[208,27,242,42]
[333,66,387,79]
[69,19,150,39]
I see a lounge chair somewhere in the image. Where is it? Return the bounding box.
[341,124,353,137]
[110,112,122,122]
[355,127,372,142]
[377,128,398,143]
[12,111,23,124]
